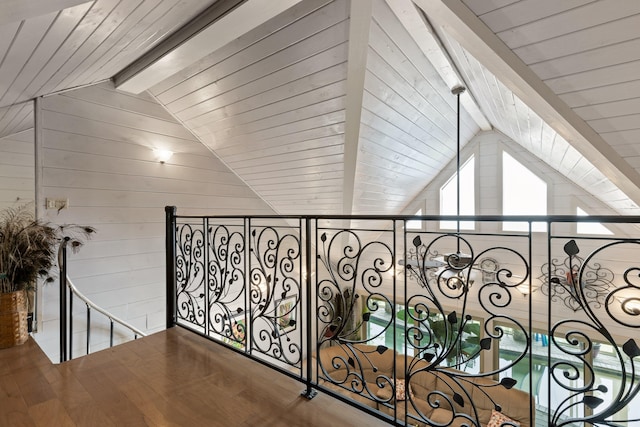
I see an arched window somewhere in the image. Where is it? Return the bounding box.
[502,151,546,232]
[440,155,474,230]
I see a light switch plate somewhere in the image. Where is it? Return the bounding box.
[45,198,69,210]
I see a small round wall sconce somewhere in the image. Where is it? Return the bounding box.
[154,149,173,163]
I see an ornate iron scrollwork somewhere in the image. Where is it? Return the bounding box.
[539,240,614,312]
[176,219,303,369]
[316,228,395,402]
[402,233,530,427]
[549,239,640,426]
[315,228,531,426]
[206,223,246,346]
[171,213,640,427]
[176,223,207,328]
[248,225,302,367]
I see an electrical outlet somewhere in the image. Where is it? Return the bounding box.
[45,198,69,210]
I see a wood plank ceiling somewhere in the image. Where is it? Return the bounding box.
[0,0,213,138]
[145,0,479,215]
[1,0,640,217]
[475,0,640,194]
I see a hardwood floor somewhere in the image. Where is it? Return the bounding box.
[0,327,388,426]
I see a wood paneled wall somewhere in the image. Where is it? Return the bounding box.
[35,81,275,362]
[0,129,34,209]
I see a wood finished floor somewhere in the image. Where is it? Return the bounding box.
[0,327,388,426]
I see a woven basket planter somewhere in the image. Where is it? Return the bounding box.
[0,289,28,349]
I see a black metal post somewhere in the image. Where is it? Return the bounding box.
[204,217,210,336]
[528,223,534,427]
[245,217,250,355]
[547,225,552,427]
[165,206,177,328]
[301,218,317,399]
[69,289,73,360]
[59,240,68,363]
[86,304,90,355]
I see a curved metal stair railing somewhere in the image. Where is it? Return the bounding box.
[58,243,146,362]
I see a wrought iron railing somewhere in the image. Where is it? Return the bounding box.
[166,206,640,427]
[58,240,146,362]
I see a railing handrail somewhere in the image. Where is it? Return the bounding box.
[169,212,640,223]
[60,271,147,338]
[58,243,146,362]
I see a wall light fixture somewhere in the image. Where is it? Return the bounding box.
[154,149,173,163]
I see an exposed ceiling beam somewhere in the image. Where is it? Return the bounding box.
[342,0,372,215]
[414,0,640,206]
[386,0,491,131]
[0,0,89,25]
[113,0,245,93]
[115,0,302,94]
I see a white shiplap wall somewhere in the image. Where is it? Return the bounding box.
[0,129,34,209]
[34,81,276,362]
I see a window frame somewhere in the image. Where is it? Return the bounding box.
[500,150,549,233]
[439,154,476,231]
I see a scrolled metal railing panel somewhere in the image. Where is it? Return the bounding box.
[167,210,640,427]
[175,221,208,331]
[175,215,305,374]
[314,222,397,407]
[204,220,246,345]
[311,223,535,427]
[247,220,303,371]
[402,231,533,427]
[546,238,640,426]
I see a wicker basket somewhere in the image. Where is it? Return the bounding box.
[0,289,28,349]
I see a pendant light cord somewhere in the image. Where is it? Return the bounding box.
[452,86,465,254]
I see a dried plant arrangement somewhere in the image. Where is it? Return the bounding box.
[0,204,96,294]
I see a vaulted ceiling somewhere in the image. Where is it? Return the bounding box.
[1,0,640,217]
